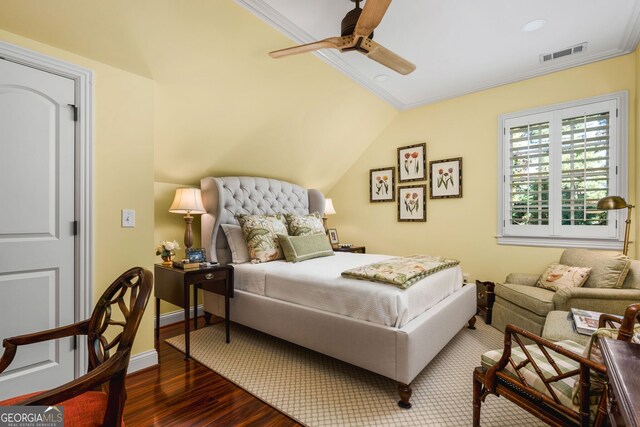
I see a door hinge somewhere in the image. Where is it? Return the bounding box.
[68,104,78,121]
[73,220,78,236]
[73,336,78,350]
[616,108,618,118]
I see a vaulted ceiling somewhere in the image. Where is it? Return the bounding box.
[239,0,640,109]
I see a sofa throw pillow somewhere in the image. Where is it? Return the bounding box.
[284,212,325,236]
[277,233,335,263]
[236,214,288,264]
[221,224,250,264]
[559,249,631,289]
[536,264,591,292]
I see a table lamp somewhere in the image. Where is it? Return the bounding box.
[597,195,634,255]
[323,198,336,231]
[169,188,206,251]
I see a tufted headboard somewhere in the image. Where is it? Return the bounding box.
[200,176,325,264]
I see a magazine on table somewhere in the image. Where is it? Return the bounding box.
[570,308,621,336]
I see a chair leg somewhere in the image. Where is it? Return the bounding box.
[473,372,482,427]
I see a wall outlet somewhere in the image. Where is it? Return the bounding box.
[122,209,135,228]
[463,273,470,283]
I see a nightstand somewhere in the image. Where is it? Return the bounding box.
[333,245,366,254]
[475,280,495,324]
[154,264,234,359]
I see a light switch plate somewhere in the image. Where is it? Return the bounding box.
[122,209,135,227]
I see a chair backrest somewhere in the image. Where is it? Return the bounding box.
[87,267,153,371]
[617,303,640,342]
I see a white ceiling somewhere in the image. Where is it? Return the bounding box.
[237,0,640,110]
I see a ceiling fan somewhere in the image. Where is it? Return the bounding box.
[269,0,416,75]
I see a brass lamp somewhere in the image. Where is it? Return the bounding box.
[597,196,634,255]
[169,188,206,251]
[323,198,336,230]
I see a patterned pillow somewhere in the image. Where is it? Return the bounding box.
[284,212,325,236]
[536,264,591,291]
[236,214,288,264]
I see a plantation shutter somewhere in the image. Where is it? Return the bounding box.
[561,112,610,226]
[508,121,550,226]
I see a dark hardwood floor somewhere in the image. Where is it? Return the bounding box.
[124,317,301,426]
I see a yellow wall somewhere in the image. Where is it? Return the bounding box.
[328,55,637,284]
[150,1,397,315]
[0,29,157,357]
[636,44,640,250]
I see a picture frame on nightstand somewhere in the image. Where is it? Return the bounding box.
[328,228,339,245]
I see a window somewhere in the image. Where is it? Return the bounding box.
[498,92,627,249]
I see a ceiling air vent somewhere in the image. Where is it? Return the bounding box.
[539,42,588,63]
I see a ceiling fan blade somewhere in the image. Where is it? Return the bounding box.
[360,38,416,75]
[269,37,349,58]
[353,0,392,38]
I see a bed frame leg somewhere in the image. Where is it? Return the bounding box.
[203,311,213,325]
[467,315,477,329]
[397,382,412,409]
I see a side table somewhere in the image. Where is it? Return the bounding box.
[333,245,366,254]
[475,280,495,324]
[154,264,234,359]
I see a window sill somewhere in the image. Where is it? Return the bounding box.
[497,236,625,251]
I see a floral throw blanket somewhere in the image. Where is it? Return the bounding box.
[341,255,460,289]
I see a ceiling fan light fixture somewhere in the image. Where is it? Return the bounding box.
[521,19,547,33]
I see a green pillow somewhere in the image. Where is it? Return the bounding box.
[277,233,335,263]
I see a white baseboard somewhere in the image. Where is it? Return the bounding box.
[159,304,204,328]
[128,349,158,373]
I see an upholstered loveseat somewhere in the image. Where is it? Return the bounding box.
[492,249,640,336]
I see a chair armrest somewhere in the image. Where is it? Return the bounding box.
[0,320,90,374]
[14,349,130,406]
[552,288,640,314]
[504,273,539,286]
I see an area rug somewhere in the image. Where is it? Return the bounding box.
[166,319,544,426]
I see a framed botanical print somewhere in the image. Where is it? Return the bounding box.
[397,143,426,182]
[429,157,462,199]
[370,167,395,202]
[397,185,426,222]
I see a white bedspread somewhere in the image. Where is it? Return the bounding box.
[232,252,463,327]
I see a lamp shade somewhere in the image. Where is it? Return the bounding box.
[324,199,336,216]
[597,196,629,210]
[169,188,206,215]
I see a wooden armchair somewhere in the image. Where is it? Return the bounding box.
[473,303,640,427]
[0,267,152,426]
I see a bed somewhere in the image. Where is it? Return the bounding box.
[200,176,477,408]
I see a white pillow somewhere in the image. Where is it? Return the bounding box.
[221,224,250,264]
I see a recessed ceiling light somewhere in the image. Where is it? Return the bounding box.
[374,74,389,82]
[521,19,546,33]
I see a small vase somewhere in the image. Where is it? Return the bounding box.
[161,253,175,266]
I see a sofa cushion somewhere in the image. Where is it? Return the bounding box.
[495,283,555,317]
[559,249,630,289]
[622,259,640,289]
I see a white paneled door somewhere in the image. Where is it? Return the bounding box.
[0,58,76,399]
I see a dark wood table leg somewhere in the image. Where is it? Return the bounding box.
[225,291,230,344]
[193,283,198,331]
[155,297,160,346]
[184,284,190,360]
